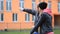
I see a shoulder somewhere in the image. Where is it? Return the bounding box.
[42,13,52,19]
[41,13,47,17]
[41,13,50,18]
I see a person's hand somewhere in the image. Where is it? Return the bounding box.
[20,7,24,11]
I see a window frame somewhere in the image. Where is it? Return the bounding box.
[13,13,18,22]
[58,2,60,12]
[19,0,24,10]
[6,0,12,11]
[0,13,4,22]
[0,0,4,11]
[25,13,30,22]
[32,0,36,10]
[48,1,51,9]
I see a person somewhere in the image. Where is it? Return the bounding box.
[21,2,54,34]
[30,2,54,34]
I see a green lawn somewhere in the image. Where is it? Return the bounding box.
[0,29,60,34]
[54,29,60,34]
[0,31,30,34]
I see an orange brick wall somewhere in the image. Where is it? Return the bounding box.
[0,0,38,30]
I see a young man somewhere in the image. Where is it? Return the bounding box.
[21,2,54,34]
[30,2,54,34]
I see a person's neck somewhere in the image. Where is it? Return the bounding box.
[39,10,43,14]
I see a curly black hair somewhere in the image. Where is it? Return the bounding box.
[38,2,47,10]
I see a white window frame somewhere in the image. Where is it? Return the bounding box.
[32,0,36,10]
[20,0,24,9]
[25,14,30,22]
[13,13,17,22]
[48,1,51,8]
[0,13,4,22]
[58,2,60,12]
[6,0,12,11]
[0,0,4,11]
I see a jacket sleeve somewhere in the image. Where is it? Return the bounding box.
[30,14,45,34]
[23,9,37,15]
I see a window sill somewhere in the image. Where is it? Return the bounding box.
[6,10,12,12]
[0,10,4,11]
[0,21,4,22]
[25,21,30,23]
[32,21,35,22]
[13,21,18,23]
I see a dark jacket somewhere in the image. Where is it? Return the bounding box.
[23,9,53,34]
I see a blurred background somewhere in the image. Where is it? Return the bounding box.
[0,0,60,34]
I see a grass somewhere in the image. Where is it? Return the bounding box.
[0,31,30,34]
[54,29,60,34]
[0,29,60,34]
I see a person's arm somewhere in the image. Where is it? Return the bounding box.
[23,9,37,15]
[20,8,37,15]
[30,13,45,34]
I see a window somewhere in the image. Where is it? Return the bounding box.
[25,14,30,22]
[0,0,4,11]
[6,0,12,11]
[32,15,35,21]
[58,2,60,12]
[48,0,51,8]
[13,13,17,22]
[0,13,3,22]
[32,0,36,10]
[19,0,24,9]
